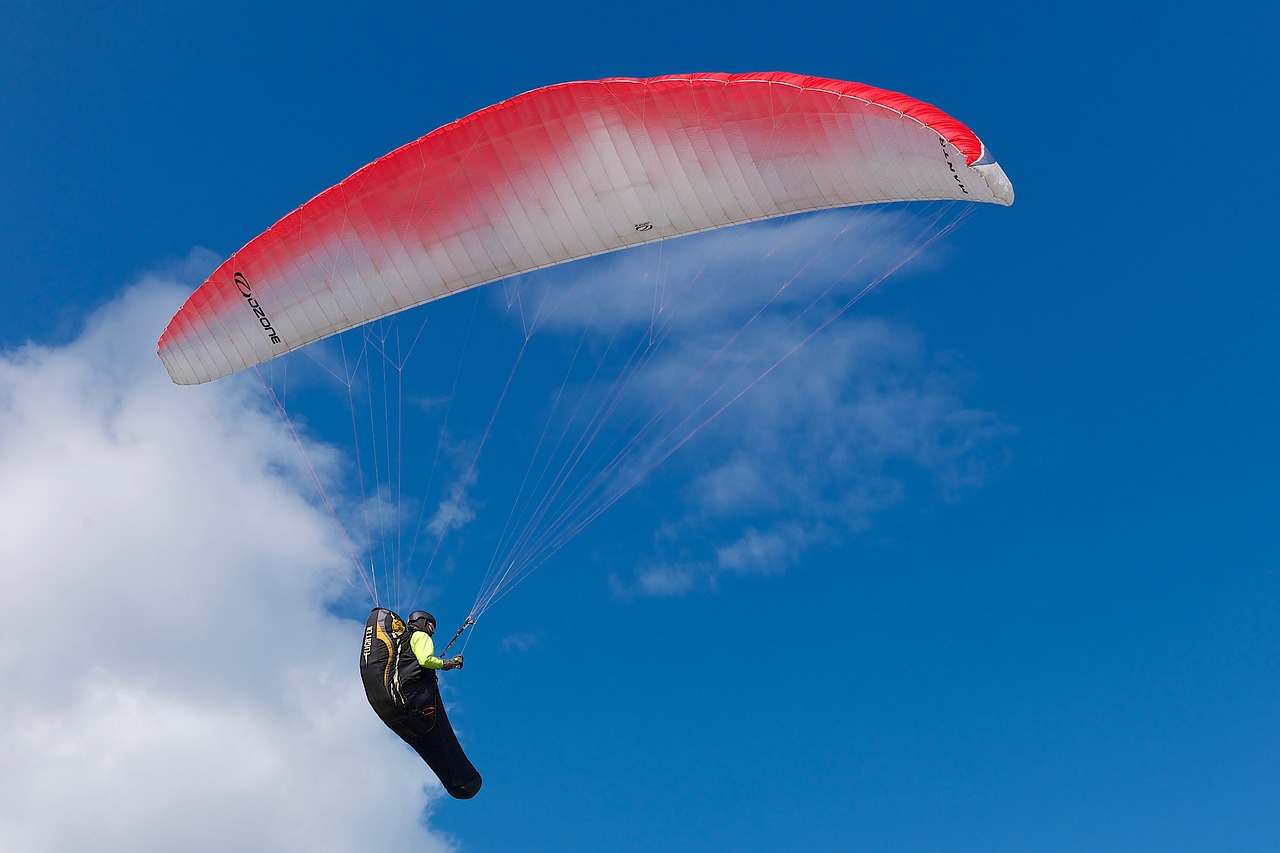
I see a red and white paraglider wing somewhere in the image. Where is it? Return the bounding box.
[157,72,1012,385]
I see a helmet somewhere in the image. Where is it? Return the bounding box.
[407,611,435,630]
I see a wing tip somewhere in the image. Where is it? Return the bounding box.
[976,160,1015,206]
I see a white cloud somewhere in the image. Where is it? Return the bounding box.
[0,266,457,852]
[549,211,1014,598]
[427,472,478,539]
[609,562,699,600]
[715,525,805,577]
[499,632,539,651]
[636,563,698,597]
[684,453,777,517]
[614,319,1009,597]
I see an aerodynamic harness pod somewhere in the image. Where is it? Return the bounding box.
[360,608,482,799]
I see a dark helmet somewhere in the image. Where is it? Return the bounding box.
[407,611,436,630]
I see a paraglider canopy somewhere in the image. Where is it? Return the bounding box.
[157,72,1011,386]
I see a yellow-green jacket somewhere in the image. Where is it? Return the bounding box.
[409,630,448,670]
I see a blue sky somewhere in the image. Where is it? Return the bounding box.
[2,2,1277,851]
